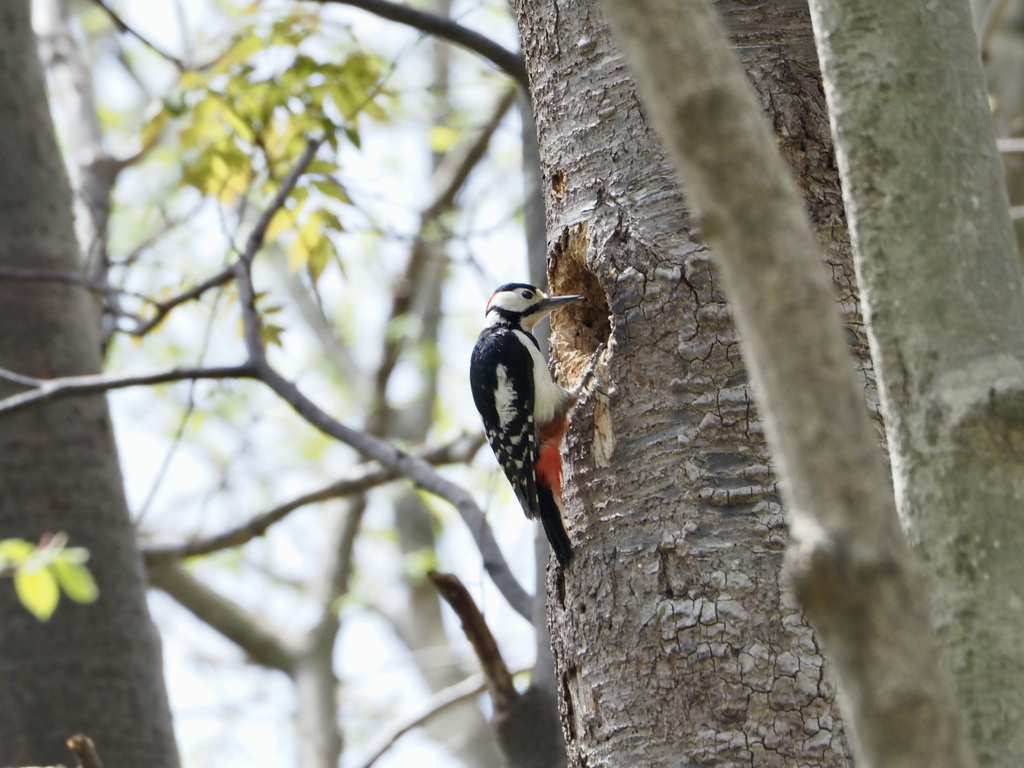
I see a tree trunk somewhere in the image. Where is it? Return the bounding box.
[809,0,1024,764]
[514,1,858,765]
[0,2,178,765]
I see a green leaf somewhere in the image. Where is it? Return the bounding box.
[312,179,352,206]
[52,561,99,605]
[429,125,460,153]
[15,566,60,622]
[140,106,171,151]
[402,548,439,581]
[361,99,389,122]
[306,237,335,287]
[212,34,265,75]
[57,546,91,565]
[260,321,286,348]
[265,206,298,245]
[0,538,34,567]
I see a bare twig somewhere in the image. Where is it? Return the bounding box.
[129,265,235,336]
[0,266,157,335]
[241,138,326,268]
[147,563,298,672]
[997,138,1024,153]
[370,89,516,426]
[88,0,187,70]
[142,434,484,564]
[425,87,518,219]
[219,133,533,618]
[0,364,257,419]
[134,284,228,527]
[67,733,104,768]
[350,665,528,768]
[980,0,1012,60]
[234,136,327,359]
[252,362,534,619]
[0,266,104,292]
[127,140,324,338]
[309,0,527,87]
[428,571,518,709]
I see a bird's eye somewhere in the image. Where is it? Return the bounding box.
[521,290,533,299]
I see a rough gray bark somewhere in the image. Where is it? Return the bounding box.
[808,0,1024,765]
[0,1,178,765]
[599,0,974,766]
[513,1,869,765]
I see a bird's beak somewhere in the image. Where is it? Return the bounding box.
[536,294,583,314]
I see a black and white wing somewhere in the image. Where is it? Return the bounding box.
[470,326,539,519]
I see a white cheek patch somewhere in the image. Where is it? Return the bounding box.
[494,364,517,428]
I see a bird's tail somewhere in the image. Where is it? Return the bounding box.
[537,483,573,567]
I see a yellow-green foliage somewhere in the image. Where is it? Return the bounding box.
[142,9,391,289]
[0,535,99,622]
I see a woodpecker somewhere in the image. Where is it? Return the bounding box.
[470,283,583,567]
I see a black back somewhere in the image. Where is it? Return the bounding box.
[469,325,539,519]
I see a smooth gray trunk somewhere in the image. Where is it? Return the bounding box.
[0,2,177,765]
[809,0,1024,764]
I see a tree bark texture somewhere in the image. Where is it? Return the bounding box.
[0,2,178,766]
[600,0,974,765]
[514,1,867,765]
[808,1,1024,765]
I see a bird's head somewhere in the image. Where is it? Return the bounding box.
[485,283,583,331]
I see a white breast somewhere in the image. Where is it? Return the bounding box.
[513,329,568,426]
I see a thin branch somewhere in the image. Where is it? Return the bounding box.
[67,734,104,768]
[252,361,533,619]
[222,134,533,619]
[425,87,518,219]
[134,284,227,527]
[997,138,1024,153]
[428,571,518,709]
[147,563,298,673]
[0,266,105,292]
[234,136,327,359]
[370,89,516,428]
[129,265,235,336]
[88,0,187,70]
[113,200,203,269]
[142,434,484,564]
[0,266,158,335]
[241,137,326,267]
[309,0,527,87]
[980,0,1012,61]
[0,364,256,419]
[350,668,528,768]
